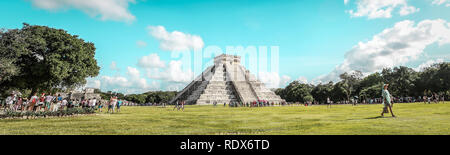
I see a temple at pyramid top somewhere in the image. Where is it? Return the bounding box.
[214,54,241,65]
[169,54,285,105]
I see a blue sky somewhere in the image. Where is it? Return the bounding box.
[1,0,449,94]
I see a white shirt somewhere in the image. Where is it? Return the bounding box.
[6,96,15,105]
[91,99,97,106]
[62,99,68,105]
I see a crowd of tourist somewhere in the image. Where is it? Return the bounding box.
[1,92,125,114]
[2,90,446,114]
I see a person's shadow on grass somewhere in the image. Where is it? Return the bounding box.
[347,116,396,121]
[365,116,388,119]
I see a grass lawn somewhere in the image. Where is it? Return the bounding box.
[1,102,449,135]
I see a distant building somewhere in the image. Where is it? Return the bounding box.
[69,87,101,100]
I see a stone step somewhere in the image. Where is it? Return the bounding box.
[196,99,239,105]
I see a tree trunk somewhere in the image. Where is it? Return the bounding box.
[29,87,37,99]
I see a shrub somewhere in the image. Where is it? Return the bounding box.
[0,107,96,119]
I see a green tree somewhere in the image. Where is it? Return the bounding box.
[416,62,450,95]
[359,83,383,100]
[0,29,20,87]
[303,95,314,103]
[339,71,363,102]
[381,66,418,97]
[283,81,314,103]
[355,72,383,96]
[311,82,333,104]
[0,23,100,97]
[331,81,347,102]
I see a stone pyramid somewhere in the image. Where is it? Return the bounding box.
[169,54,285,105]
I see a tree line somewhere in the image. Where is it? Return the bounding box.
[94,89,177,104]
[275,63,450,104]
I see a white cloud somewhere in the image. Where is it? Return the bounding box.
[344,0,350,5]
[413,59,445,71]
[314,19,450,83]
[432,0,450,7]
[140,54,194,83]
[280,75,292,87]
[296,76,308,84]
[86,78,101,89]
[101,76,130,88]
[346,0,419,19]
[136,40,147,48]
[148,25,204,51]
[86,67,162,94]
[126,67,151,89]
[138,53,166,68]
[257,72,292,88]
[258,72,281,88]
[146,60,194,83]
[27,0,136,22]
[126,67,140,79]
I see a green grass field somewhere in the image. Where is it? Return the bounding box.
[1,102,449,135]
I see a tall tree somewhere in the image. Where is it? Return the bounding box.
[339,71,363,101]
[311,82,333,104]
[331,81,347,102]
[416,62,450,95]
[355,72,383,96]
[382,66,418,97]
[283,81,314,103]
[0,23,100,97]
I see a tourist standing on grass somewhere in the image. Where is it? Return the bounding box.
[67,99,73,109]
[177,101,182,110]
[181,101,185,111]
[110,96,118,113]
[30,93,38,111]
[53,94,62,111]
[173,100,178,110]
[87,99,91,108]
[5,93,16,111]
[116,100,122,112]
[107,98,113,113]
[381,84,396,117]
[45,94,53,111]
[433,93,439,103]
[327,97,331,108]
[82,99,87,108]
[52,94,60,112]
[36,93,44,111]
[62,98,68,110]
[91,98,97,109]
[51,94,57,110]
[15,97,23,111]
[21,98,29,111]
[97,100,103,112]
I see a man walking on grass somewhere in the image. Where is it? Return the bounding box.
[381,84,395,117]
[173,100,179,111]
